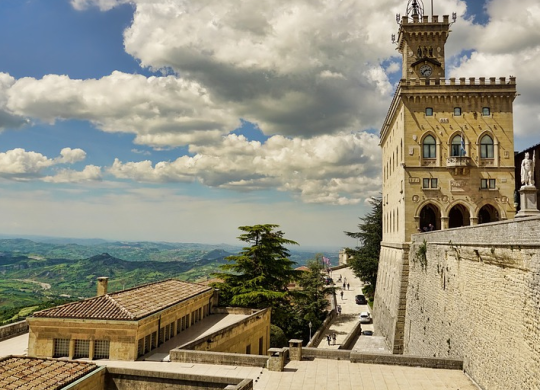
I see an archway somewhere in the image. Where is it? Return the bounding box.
[448,204,470,228]
[419,204,440,231]
[478,204,499,224]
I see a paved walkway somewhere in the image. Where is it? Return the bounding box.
[318,267,387,352]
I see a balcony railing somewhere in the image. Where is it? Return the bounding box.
[446,156,471,167]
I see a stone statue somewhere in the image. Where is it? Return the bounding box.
[520,151,535,187]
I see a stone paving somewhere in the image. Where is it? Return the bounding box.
[317,266,386,352]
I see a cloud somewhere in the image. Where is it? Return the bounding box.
[42,165,102,183]
[0,148,96,181]
[109,132,381,204]
[70,0,130,11]
[448,0,540,143]
[0,73,29,131]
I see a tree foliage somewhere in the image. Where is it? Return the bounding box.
[212,224,300,329]
[286,255,331,341]
[344,197,382,290]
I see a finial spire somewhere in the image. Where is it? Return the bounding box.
[406,0,424,20]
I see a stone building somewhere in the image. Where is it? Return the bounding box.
[27,278,270,361]
[374,0,518,353]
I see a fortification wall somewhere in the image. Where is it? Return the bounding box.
[373,243,410,354]
[405,216,540,390]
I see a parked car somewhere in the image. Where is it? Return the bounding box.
[324,277,333,285]
[355,294,367,305]
[362,330,373,336]
[358,311,371,324]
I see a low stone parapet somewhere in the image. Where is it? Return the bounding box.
[0,320,28,342]
[350,352,463,370]
[105,366,253,390]
[170,349,268,368]
[302,347,351,361]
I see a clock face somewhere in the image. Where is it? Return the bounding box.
[419,65,433,77]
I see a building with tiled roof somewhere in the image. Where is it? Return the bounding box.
[0,356,103,390]
[28,278,217,361]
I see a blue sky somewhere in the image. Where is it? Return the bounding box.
[0,0,538,248]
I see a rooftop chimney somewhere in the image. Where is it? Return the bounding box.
[97,277,109,296]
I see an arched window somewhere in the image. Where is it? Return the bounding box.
[423,135,436,158]
[480,135,494,158]
[451,135,465,157]
[454,107,462,116]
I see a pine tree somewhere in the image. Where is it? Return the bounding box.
[212,224,300,328]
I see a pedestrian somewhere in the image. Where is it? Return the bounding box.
[342,282,346,289]
[340,290,344,300]
[337,305,342,315]
[347,283,350,290]
[326,334,331,345]
[332,332,337,345]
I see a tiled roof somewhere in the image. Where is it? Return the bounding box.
[33,279,212,320]
[0,356,97,390]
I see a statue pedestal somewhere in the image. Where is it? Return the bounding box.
[516,185,540,218]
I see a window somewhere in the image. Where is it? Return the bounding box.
[423,178,438,189]
[451,135,466,157]
[74,339,90,359]
[481,179,496,189]
[94,340,110,359]
[53,338,70,358]
[480,135,494,158]
[423,135,436,158]
[482,107,490,116]
[425,107,433,116]
[454,107,462,116]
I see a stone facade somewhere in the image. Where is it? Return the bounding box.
[28,280,216,361]
[375,10,518,354]
[405,217,540,390]
[175,307,270,356]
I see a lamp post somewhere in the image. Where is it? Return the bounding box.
[308,321,312,341]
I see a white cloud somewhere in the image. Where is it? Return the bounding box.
[70,0,130,11]
[55,148,87,164]
[449,0,540,144]
[0,148,92,181]
[109,132,381,204]
[6,72,239,147]
[0,149,53,178]
[43,165,102,183]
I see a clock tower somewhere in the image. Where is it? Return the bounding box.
[374,0,517,354]
[396,1,450,80]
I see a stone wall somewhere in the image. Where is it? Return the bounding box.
[105,367,252,390]
[373,243,410,354]
[405,216,540,390]
[0,320,28,341]
[178,308,270,356]
[170,350,268,368]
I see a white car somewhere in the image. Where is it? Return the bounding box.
[358,311,371,324]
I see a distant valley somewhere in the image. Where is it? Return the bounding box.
[0,237,338,324]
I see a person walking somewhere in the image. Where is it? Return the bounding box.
[347,282,350,290]
[332,333,337,345]
[326,334,331,346]
[340,290,344,300]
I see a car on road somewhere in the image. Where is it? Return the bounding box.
[358,311,371,324]
[355,294,367,305]
[362,330,373,336]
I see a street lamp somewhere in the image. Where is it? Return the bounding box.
[308,321,312,341]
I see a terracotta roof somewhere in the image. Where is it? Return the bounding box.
[33,279,212,320]
[0,356,98,390]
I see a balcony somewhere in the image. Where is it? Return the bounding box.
[446,156,471,167]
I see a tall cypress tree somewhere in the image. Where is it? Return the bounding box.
[344,197,382,292]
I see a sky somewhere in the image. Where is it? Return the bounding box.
[0,0,539,249]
